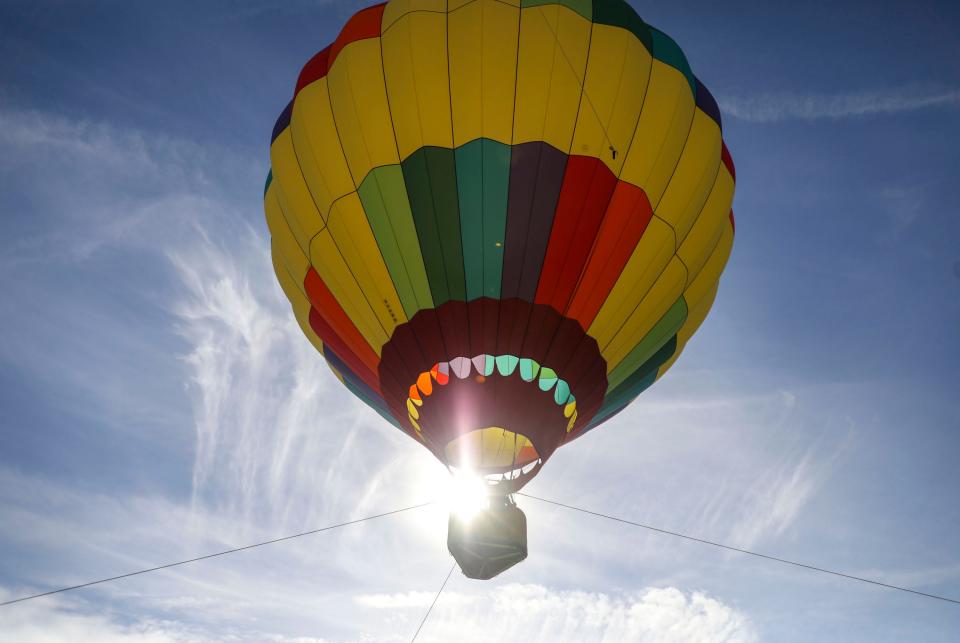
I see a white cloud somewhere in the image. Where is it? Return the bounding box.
[719,87,960,123]
[399,584,757,643]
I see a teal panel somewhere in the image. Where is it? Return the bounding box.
[591,0,653,53]
[358,166,434,318]
[402,147,467,304]
[264,171,273,197]
[650,27,695,94]
[455,139,509,300]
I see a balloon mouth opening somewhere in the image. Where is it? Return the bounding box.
[445,428,544,492]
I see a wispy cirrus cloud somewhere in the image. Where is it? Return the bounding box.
[719,87,960,123]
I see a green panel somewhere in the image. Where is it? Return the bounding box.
[591,0,653,53]
[402,147,467,304]
[263,170,273,198]
[606,297,688,390]
[649,27,695,94]
[603,334,677,410]
[496,354,519,376]
[521,0,592,21]
[455,139,509,300]
[358,166,434,318]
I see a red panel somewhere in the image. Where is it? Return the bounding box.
[329,3,387,68]
[566,182,653,330]
[535,156,618,312]
[303,268,380,376]
[721,142,736,182]
[309,308,381,394]
[294,46,331,98]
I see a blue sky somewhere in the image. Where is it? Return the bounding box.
[1,0,959,640]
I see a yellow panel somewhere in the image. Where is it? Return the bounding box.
[685,222,733,309]
[513,5,591,149]
[656,110,723,245]
[270,129,325,252]
[326,192,408,336]
[265,189,310,281]
[382,0,447,32]
[382,11,453,159]
[620,60,695,205]
[290,78,356,220]
[326,38,399,184]
[602,257,687,369]
[587,216,675,348]
[570,23,652,175]
[274,251,325,355]
[678,165,734,285]
[309,226,389,353]
[657,280,719,377]
[448,0,520,146]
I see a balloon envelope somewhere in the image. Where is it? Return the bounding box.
[265,0,736,492]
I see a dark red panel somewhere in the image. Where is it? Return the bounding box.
[535,156,618,312]
[566,182,653,330]
[308,308,380,394]
[721,142,736,182]
[303,268,380,376]
[501,142,568,300]
[329,3,386,69]
[294,46,331,98]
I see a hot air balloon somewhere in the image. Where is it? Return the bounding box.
[264,0,735,579]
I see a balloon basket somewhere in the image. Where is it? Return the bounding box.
[447,496,527,580]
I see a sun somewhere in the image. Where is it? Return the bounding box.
[443,470,490,521]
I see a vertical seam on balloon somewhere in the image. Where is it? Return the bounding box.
[378,13,437,345]
[529,8,593,308]
[562,24,654,316]
[594,213,684,355]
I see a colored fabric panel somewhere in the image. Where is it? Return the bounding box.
[329,3,386,66]
[513,3,591,149]
[677,164,735,284]
[448,0,520,146]
[402,147,467,304]
[606,296,686,390]
[570,22,653,176]
[502,142,568,300]
[535,156,617,312]
[521,0,591,21]
[695,77,722,130]
[326,193,408,334]
[455,139,510,300]
[294,46,331,97]
[357,166,434,317]
[618,58,696,205]
[270,130,326,253]
[326,38,399,185]
[601,256,686,368]
[594,334,677,425]
[381,9,454,159]
[565,181,652,329]
[655,109,722,245]
[381,0,447,32]
[266,193,310,281]
[308,307,381,394]
[303,267,381,375]
[591,0,652,53]
[290,76,357,220]
[649,27,694,94]
[272,101,293,144]
[588,215,674,347]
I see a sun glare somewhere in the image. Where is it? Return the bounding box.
[445,471,490,521]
